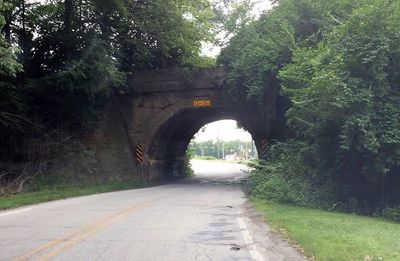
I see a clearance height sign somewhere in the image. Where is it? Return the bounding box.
[193,99,211,107]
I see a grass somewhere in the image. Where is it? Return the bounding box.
[252,198,400,261]
[0,181,146,211]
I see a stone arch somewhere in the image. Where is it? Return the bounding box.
[145,107,265,179]
[122,67,283,180]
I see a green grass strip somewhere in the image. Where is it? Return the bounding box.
[252,198,400,261]
[0,181,146,211]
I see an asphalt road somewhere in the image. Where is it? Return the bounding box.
[0,160,305,261]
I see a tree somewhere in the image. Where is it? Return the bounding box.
[0,0,219,160]
[115,0,217,72]
[0,0,24,159]
[221,0,400,215]
[219,0,366,103]
[280,0,400,206]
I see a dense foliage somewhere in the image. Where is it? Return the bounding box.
[0,0,220,193]
[0,0,217,160]
[221,0,400,218]
[0,0,23,159]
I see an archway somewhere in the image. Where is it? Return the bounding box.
[123,67,282,180]
[146,107,264,179]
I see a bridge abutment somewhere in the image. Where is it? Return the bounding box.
[116,67,282,180]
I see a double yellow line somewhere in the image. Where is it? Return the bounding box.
[14,201,151,261]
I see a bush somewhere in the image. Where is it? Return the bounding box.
[248,160,315,207]
[249,172,310,206]
[184,147,195,177]
[247,141,400,221]
[382,207,400,222]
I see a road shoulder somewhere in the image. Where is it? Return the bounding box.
[241,199,309,261]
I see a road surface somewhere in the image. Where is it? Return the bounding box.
[0,160,305,261]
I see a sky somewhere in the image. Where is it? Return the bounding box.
[252,1,274,16]
[193,120,253,142]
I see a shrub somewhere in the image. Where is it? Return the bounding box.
[247,141,315,207]
[248,160,315,207]
[382,207,400,222]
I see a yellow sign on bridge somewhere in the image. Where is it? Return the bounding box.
[193,99,211,107]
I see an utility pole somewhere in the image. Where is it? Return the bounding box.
[222,140,225,160]
[217,123,220,159]
[245,141,248,160]
[217,140,220,159]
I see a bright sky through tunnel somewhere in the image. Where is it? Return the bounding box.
[193,120,253,142]
[191,120,256,160]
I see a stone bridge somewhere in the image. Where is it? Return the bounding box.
[114,67,286,180]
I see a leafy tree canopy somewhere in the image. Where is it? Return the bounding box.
[221,0,400,215]
[0,0,219,158]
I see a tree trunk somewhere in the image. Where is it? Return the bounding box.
[64,0,73,62]
[3,10,12,44]
[21,0,29,71]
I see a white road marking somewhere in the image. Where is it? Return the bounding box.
[0,207,32,217]
[237,217,265,261]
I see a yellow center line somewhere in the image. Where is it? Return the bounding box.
[13,201,152,261]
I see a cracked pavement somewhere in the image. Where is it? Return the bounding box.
[0,160,306,261]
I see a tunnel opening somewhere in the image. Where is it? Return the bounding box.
[189,120,257,162]
[147,108,262,179]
